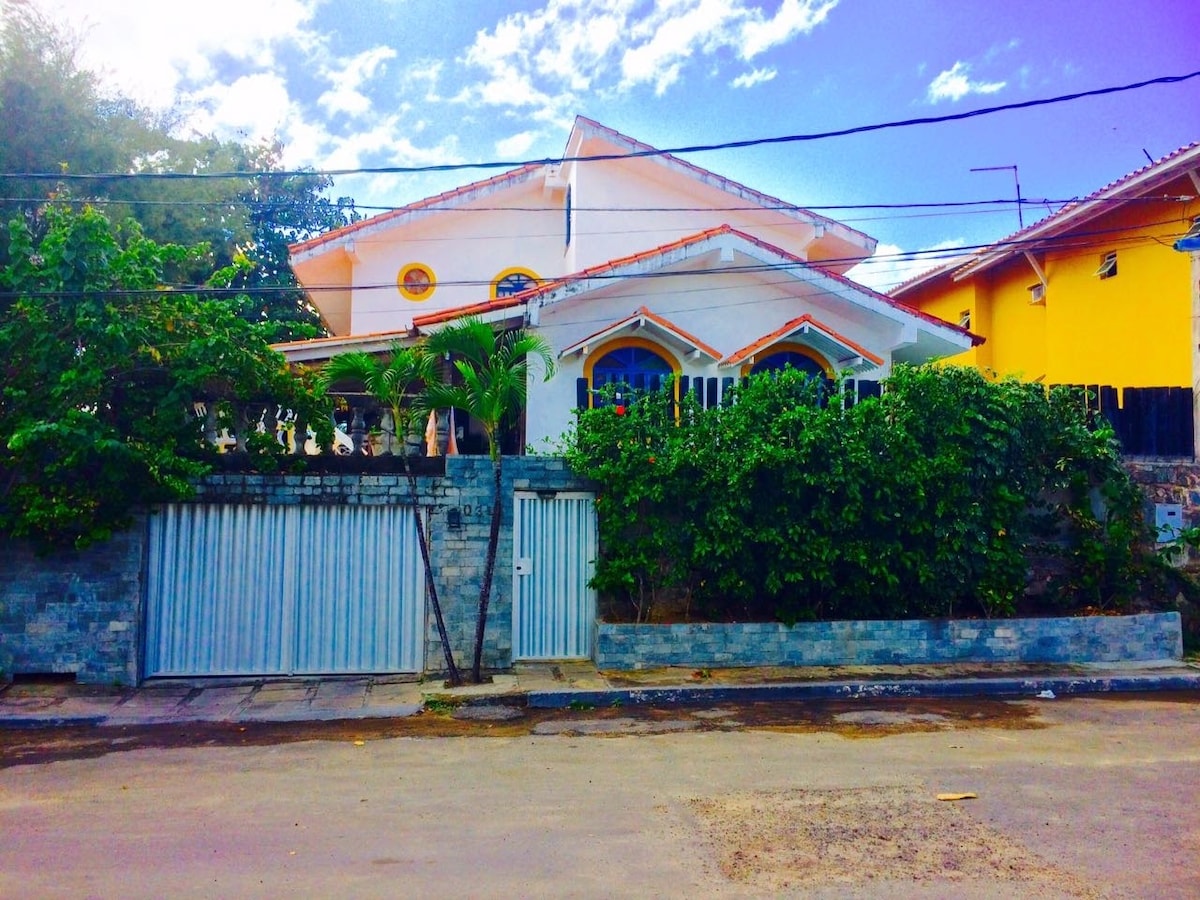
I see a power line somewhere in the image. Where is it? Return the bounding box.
[2,71,1197,183]
[2,216,1186,303]
[3,195,1189,214]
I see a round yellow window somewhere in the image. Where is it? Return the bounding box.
[397,263,436,301]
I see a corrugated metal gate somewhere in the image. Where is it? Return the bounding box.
[512,491,597,660]
[145,503,425,677]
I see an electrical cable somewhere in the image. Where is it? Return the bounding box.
[0,216,1186,303]
[1,71,1196,182]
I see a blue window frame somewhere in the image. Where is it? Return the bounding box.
[591,346,672,405]
[494,271,537,298]
[750,351,826,378]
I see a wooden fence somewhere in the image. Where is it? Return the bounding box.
[1066,385,1194,457]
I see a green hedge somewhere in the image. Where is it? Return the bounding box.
[565,365,1172,624]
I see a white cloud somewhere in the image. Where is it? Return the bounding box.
[185,73,295,143]
[317,46,398,118]
[405,60,446,102]
[737,0,838,60]
[496,131,539,158]
[847,240,966,293]
[459,0,838,114]
[730,67,777,89]
[619,0,743,95]
[51,0,320,110]
[927,61,1006,103]
[320,119,462,172]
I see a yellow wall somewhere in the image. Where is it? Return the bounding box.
[902,181,1196,389]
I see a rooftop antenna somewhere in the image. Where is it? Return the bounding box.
[970,164,1024,229]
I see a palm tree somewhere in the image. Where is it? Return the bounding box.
[423,317,555,683]
[322,344,463,685]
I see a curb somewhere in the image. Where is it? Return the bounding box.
[526,673,1200,709]
[0,715,108,730]
[4,673,1198,728]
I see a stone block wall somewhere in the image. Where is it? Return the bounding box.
[1126,460,1200,555]
[594,612,1183,669]
[2,456,594,684]
[0,522,145,685]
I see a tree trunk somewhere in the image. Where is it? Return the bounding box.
[472,456,504,683]
[405,464,461,686]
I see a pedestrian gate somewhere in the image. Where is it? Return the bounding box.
[512,491,598,660]
[145,503,425,677]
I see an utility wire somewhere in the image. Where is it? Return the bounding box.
[2,71,1196,182]
[1,217,1185,302]
[2,195,1190,213]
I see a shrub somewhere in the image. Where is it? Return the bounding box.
[566,364,1169,623]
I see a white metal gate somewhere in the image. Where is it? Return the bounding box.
[512,491,597,660]
[145,503,425,677]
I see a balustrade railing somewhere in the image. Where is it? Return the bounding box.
[192,392,457,472]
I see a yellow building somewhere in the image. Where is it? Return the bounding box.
[891,143,1199,390]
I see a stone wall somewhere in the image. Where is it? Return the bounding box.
[594,612,1183,669]
[0,522,145,685]
[1126,459,1200,536]
[2,457,593,684]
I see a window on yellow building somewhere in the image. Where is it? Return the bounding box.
[1095,252,1118,279]
[1029,283,1046,304]
[957,309,971,329]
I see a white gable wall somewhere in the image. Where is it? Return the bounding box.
[346,179,569,334]
[568,155,823,274]
[523,254,908,449]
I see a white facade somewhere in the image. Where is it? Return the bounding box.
[282,117,977,449]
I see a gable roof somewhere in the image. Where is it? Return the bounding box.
[413,224,980,348]
[720,314,884,373]
[568,116,875,257]
[892,142,1200,295]
[557,306,721,361]
[289,162,544,262]
[288,116,878,265]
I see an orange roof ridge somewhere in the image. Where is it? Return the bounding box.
[721,314,884,368]
[897,141,1200,290]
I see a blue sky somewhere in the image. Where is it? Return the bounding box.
[34,0,1200,288]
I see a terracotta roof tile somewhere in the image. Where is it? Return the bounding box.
[721,314,884,367]
[892,141,1200,293]
[558,306,722,360]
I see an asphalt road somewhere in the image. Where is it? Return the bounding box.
[2,694,1198,898]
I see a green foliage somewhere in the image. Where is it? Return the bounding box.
[0,6,359,338]
[0,202,327,549]
[423,318,556,462]
[566,364,1163,623]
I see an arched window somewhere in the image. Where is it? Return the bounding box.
[492,268,539,300]
[749,350,827,378]
[589,343,674,407]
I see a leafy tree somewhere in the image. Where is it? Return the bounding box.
[424,318,555,683]
[0,3,358,338]
[0,201,325,548]
[322,346,463,685]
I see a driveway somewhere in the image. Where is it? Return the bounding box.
[2,694,1198,898]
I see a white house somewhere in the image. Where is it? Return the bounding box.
[278,116,979,448]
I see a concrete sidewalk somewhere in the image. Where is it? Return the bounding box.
[2,660,1198,729]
